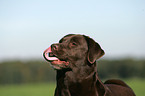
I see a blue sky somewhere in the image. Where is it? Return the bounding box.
[0,0,145,61]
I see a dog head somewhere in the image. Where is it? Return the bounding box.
[43,34,104,70]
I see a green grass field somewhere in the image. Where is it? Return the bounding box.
[0,79,144,96]
[125,79,145,96]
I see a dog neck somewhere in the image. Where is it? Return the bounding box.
[55,61,106,96]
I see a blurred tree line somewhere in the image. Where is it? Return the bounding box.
[0,58,145,85]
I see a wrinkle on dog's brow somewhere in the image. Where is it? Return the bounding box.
[71,36,85,43]
[59,36,72,43]
[70,38,79,44]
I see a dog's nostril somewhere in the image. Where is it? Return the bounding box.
[52,44,58,50]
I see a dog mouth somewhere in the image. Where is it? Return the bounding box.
[43,47,69,69]
[43,47,59,61]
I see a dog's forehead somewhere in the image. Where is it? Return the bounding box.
[60,34,86,43]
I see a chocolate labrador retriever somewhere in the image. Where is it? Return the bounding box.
[43,34,135,96]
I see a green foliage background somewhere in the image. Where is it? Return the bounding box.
[0,59,145,85]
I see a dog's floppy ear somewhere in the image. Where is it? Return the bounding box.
[84,36,105,64]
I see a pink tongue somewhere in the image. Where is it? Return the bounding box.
[44,47,59,61]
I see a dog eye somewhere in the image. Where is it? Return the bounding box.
[70,42,77,46]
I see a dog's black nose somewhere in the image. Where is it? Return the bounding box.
[51,44,59,51]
